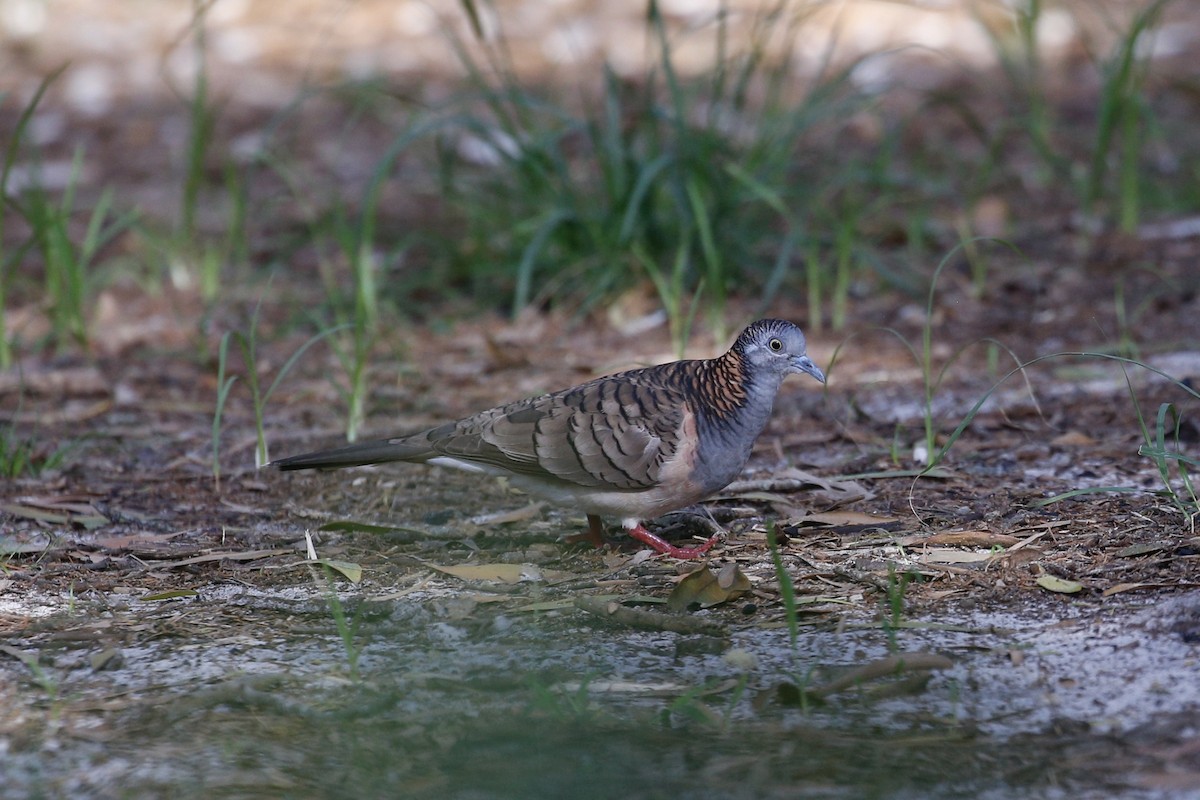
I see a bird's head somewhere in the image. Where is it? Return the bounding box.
[734,319,826,385]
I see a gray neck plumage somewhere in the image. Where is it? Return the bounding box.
[688,353,783,486]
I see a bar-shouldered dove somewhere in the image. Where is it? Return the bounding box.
[273,319,825,558]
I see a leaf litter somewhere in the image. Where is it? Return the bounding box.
[3,351,1200,799]
[2,122,1200,800]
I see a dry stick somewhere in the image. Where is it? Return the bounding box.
[832,565,892,593]
[574,595,727,637]
[807,652,954,698]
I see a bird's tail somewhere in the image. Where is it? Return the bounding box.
[271,438,428,471]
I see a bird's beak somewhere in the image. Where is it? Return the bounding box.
[794,355,826,384]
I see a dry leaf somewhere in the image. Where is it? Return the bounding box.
[90,649,124,672]
[970,194,1008,238]
[1115,542,1168,558]
[430,562,543,584]
[792,511,899,527]
[916,548,996,564]
[1037,575,1083,594]
[666,565,751,611]
[139,589,200,601]
[1051,431,1097,447]
[716,562,746,591]
[469,503,543,525]
[723,467,873,507]
[0,538,56,555]
[1102,582,1152,596]
[1,497,108,528]
[147,549,288,570]
[514,598,590,613]
[313,559,363,583]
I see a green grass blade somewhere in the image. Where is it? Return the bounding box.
[512,208,574,315]
[768,525,799,650]
[212,332,238,491]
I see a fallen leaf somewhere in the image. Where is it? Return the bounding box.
[628,550,655,566]
[514,598,594,612]
[469,503,544,525]
[1102,582,1152,596]
[430,597,478,620]
[139,589,200,601]
[716,562,747,591]
[916,548,997,564]
[90,649,124,672]
[1051,431,1096,447]
[219,499,270,516]
[791,511,900,527]
[0,537,57,555]
[319,521,401,534]
[146,549,289,570]
[722,468,874,507]
[1115,542,1168,558]
[313,559,363,583]
[92,533,176,550]
[667,565,751,611]
[602,551,633,569]
[1037,575,1083,594]
[0,504,70,524]
[0,499,107,528]
[463,593,512,604]
[430,562,542,584]
[75,514,108,530]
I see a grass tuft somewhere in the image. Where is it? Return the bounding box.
[432,1,873,329]
[0,66,69,367]
[0,426,72,479]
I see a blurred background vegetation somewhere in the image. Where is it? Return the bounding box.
[1,0,1197,367]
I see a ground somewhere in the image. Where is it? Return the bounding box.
[4,271,1199,796]
[3,1,1200,797]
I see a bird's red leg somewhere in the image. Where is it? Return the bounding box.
[585,514,607,548]
[625,523,717,559]
[566,514,609,549]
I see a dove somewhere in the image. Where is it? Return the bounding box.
[273,319,825,558]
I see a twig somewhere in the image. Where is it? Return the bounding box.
[574,595,727,637]
[808,651,953,698]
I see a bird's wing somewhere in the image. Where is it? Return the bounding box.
[422,372,689,490]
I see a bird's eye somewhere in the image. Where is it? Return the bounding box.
[769,338,783,352]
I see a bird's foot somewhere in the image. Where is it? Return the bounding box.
[626,523,717,559]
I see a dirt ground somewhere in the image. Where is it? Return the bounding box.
[3,260,1200,795]
[3,1,1200,797]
